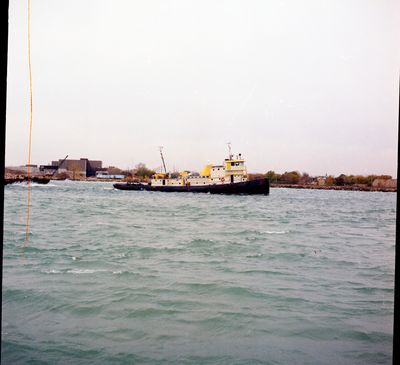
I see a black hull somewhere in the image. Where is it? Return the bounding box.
[114,178,269,195]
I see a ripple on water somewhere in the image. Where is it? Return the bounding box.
[2,182,395,365]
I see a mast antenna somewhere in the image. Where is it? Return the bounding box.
[227,142,232,160]
[159,146,167,174]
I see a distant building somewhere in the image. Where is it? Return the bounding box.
[51,158,103,178]
[83,158,102,177]
[7,165,41,175]
[96,171,125,179]
[39,165,58,175]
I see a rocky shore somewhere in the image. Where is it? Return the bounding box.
[271,183,396,192]
[4,172,396,192]
[4,175,51,185]
[3,174,127,185]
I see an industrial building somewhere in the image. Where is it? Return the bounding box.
[50,158,103,178]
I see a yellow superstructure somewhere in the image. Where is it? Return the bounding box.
[150,151,248,187]
[224,159,245,170]
[154,172,167,179]
[179,171,190,177]
[200,164,212,177]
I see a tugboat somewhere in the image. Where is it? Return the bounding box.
[113,146,269,195]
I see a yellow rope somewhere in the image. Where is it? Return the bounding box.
[25,0,33,242]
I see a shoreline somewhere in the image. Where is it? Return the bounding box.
[4,175,396,192]
[270,183,396,192]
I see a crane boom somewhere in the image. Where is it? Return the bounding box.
[52,155,68,176]
[159,147,167,174]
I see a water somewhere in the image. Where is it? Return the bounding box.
[2,181,395,364]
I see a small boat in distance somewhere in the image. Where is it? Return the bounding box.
[114,147,269,195]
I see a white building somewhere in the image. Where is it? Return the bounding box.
[96,171,125,179]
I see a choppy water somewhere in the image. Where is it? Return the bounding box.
[2,181,395,364]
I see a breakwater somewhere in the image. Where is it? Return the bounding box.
[4,176,50,185]
[271,183,396,192]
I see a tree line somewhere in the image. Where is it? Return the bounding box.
[260,171,393,187]
[107,164,393,187]
[107,163,156,179]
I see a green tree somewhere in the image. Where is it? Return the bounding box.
[325,175,335,186]
[134,163,155,178]
[248,173,265,181]
[344,175,355,185]
[335,174,346,186]
[354,175,367,185]
[365,175,377,187]
[376,175,392,180]
[299,172,311,185]
[107,166,123,175]
[279,171,301,184]
[120,170,133,178]
[265,170,280,183]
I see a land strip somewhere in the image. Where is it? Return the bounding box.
[271,183,396,192]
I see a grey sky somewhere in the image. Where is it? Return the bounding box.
[6,0,399,176]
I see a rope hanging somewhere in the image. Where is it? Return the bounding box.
[25,0,33,242]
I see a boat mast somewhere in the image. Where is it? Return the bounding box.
[227,142,233,160]
[159,146,167,174]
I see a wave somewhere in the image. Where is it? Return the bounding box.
[241,269,286,276]
[246,253,263,258]
[126,307,182,318]
[8,182,57,188]
[42,269,63,274]
[2,183,395,365]
[41,268,145,277]
[67,269,108,274]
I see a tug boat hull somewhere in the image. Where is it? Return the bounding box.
[114,178,269,195]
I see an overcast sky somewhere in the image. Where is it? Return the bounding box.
[6,0,399,176]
